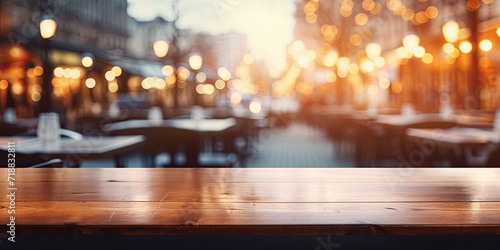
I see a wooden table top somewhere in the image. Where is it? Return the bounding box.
[0,135,145,160]
[375,113,495,129]
[407,128,499,146]
[1,168,499,235]
[104,118,237,133]
[375,114,456,128]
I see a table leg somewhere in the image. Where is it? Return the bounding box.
[115,156,125,168]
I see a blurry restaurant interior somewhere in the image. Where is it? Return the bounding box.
[1,0,500,168]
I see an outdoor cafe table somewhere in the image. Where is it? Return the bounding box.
[0,136,145,167]
[406,128,499,166]
[1,168,499,235]
[103,118,238,166]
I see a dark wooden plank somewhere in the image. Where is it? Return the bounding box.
[1,168,499,235]
[4,202,500,235]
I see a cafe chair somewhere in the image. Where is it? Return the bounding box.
[28,159,65,168]
[60,128,84,140]
[0,149,65,168]
[2,129,83,168]
[0,122,29,136]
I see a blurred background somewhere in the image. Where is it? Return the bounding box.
[1,0,500,167]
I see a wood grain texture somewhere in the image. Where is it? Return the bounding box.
[1,168,499,235]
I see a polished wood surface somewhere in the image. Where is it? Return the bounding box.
[407,128,499,146]
[0,135,145,160]
[103,118,237,133]
[375,114,455,128]
[1,168,499,235]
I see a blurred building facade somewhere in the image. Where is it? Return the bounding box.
[0,0,130,121]
[294,0,500,111]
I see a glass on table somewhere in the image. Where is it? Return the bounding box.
[37,112,60,143]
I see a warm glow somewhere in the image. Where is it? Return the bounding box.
[0,80,8,90]
[322,50,339,67]
[177,67,191,81]
[415,11,428,24]
[9,47,23,58]
[292,40,305,52]
[497,27,500,38]
[155,78,166,89]
[12,83,23,95]
[326,72,337,83]
[153,40,169,58]
[142,77,155,90]
[215,79,226,89]
[378,78,390,89]
[218,67,231,81]
[459,41,473,54]
[355,13,368,25]
[204,84,215,95]
[391,82,403,94]
[166,75,176,86]
[479,39,493,52]
[105,71,115,81]
[54,67,64,78]
[230,92,242,106]
[235,64,250,78]
[373,57,385,67]
[365,43,381,59]
[34,66,44,76]
[353,83,364,94]
[71,69,81,79]
[196,84,205,94]
[348,63,359,74]
[422,53,434,64]
[467,0,481,10]
[40,18,57,39]
[445,55,456,64]
[450,48,460,58]
[112,66,122,77]
[162,65,174,76]
[368,85,380,96]
[63,68,72,78]
[195,72,207,83]
[413,46,426,58]
[402,34,420,49]
[305,13,317,23]
[189,54,203,70]
[443,43,455,54]
[243,54,254,64]
[396,47,412,59]
[337,69,349,78]
[360,59,375,73]
[26,68,35,78]
[31,92,41,102]
[108,81,119,93]
[82,56,93,68]
[85,78,96,88]
[350,34,362,46]
[442,21,460,43]
[425,6,439,18]
[32,85,41,93]
[337,57,350,69]
[249,100,262,113]
[298,56,310,68]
